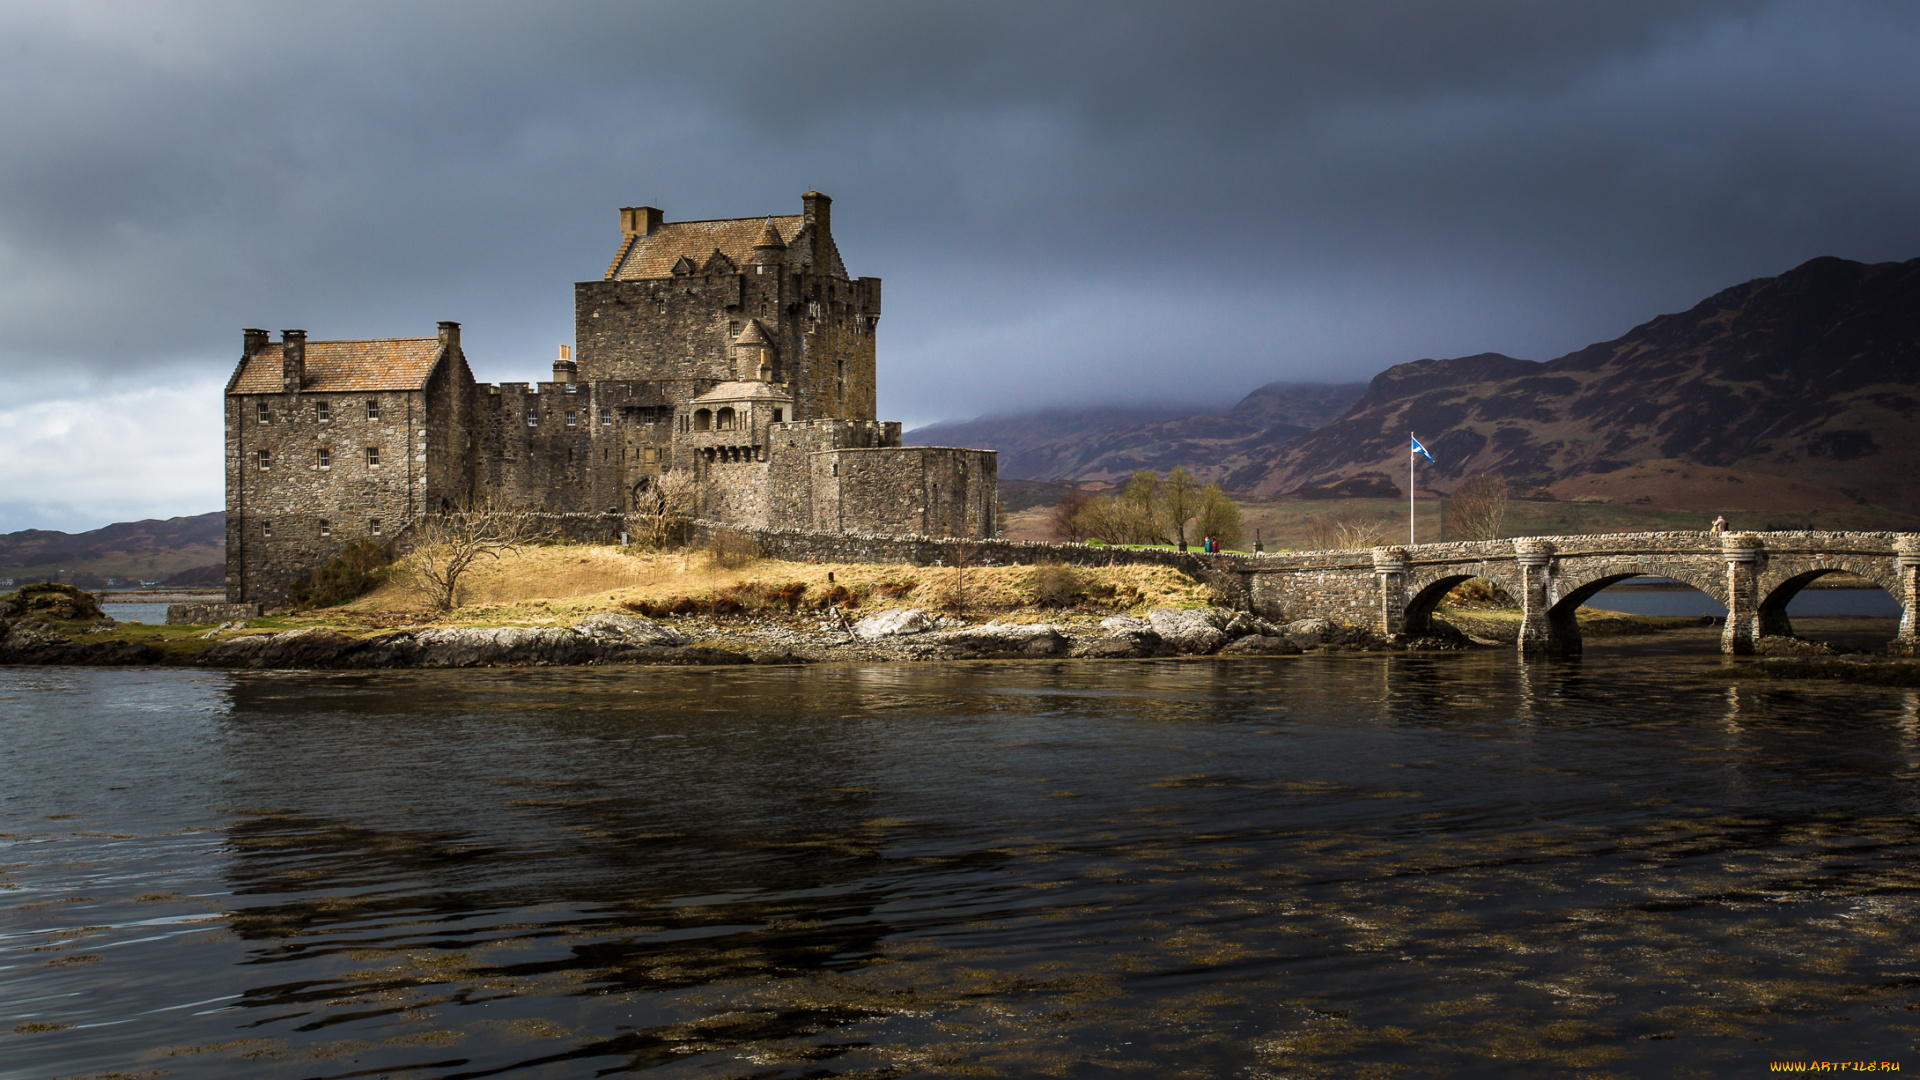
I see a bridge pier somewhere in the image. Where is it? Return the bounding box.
[1514,541,1576,656]
[1372,547,1409,638]
[1897,538,1920,658]
[1721,535,1765,655]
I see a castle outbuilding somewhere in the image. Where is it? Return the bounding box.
[224,192,998,604]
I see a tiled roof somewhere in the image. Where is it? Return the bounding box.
[608,215,805,280]
[228,338,442,394]
[692,380,793,403]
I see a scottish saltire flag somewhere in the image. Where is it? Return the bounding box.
[1411,434,1435,462]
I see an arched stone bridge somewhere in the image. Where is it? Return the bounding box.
[1240,531,1920,656]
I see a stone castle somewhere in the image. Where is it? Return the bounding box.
[223,192,998,604]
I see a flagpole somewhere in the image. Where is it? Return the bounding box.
[1409,433,1416,546]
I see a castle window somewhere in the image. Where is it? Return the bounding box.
[315,401,330,422]
[257,401,271,424]
[316,448,331,469]
[319,519,331,537]
[694,409,712,431]
[716,407,735,430]
[601,409,612,425]
[729,321,740,338]
[527,410,538,427]
[366,400,380,421]
[773,408,783,423]
[370,518,381,535]
[257,448,271,469]
[366,446,380,467]
[261,521,274,539]
[565,410,577,427]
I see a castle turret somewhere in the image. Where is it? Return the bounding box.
[733,319,774,382]
[751,219,787,267]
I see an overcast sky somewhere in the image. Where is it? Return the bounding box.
[3,0,1918,532]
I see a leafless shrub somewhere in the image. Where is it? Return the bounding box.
[400,500,551,611]
[1446,473,1510,541]
[1304,515,1389,550]
[705,529,763,570]
[625,469,700,550]
[1026,560,1084,608]
[936,543,980,614]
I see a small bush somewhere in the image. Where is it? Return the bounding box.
[817,583,852,609]
[290,540,393,608]
[1446,577,1515,606]
[705,531,763,570]
[873,579,917,599]
[709,596,744,616]
[5,582,105,622]
[1026,561,1084,608]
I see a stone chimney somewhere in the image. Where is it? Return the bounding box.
[438,320,461,353]
[552,343,577,384]
[801,191,830,267]
[281,330,306,394]
[620,206,664,237]
[243,328,269,357]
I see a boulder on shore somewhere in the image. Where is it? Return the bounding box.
[854,609,935,639]
[1147,608,1231,653]
[922,620,1069,657]
[1219,634,1304,656]
[574,612,690,647]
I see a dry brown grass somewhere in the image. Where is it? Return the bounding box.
[334,543,1213,625]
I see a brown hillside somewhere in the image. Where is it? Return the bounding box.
[1231,256,1920,513]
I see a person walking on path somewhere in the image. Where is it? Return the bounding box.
[1711,515,1729,533]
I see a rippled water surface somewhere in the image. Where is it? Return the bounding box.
[5,648,1920,1078]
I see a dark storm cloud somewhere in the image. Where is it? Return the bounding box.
[2,0,1918,528]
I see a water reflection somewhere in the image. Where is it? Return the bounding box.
[6,659,1920,1078]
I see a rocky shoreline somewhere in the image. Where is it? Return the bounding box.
[0,606,1443,670]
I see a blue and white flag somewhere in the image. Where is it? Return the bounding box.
[1411,434,1435,463]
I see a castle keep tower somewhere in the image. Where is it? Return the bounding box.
[224,192,996,605]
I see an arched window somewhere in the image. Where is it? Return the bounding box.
[716,407,735,430]
[694,409,712,431]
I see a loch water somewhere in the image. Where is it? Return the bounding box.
[5,635,1920,1078]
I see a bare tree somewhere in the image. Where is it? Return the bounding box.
[1194,482,1244,549]
[1049,489,1094,541]
[625,469,700,550]
[1446,473,1510,541]
[400,500,550,611]
[1158,467,1203,549]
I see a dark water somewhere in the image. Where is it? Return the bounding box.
[1586,583,1900,618]
[5,651,1920,1078]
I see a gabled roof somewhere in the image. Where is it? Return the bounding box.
[606,215,806,281]
[228,338,443,394]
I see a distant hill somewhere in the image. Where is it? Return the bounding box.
[1228,256,1920,515]
[907,381,1366,482]
[0,512,224,587]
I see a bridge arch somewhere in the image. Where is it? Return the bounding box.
[1754,559,1905,642]
[1403,566,1524,637]
[1541,561,1731,654]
